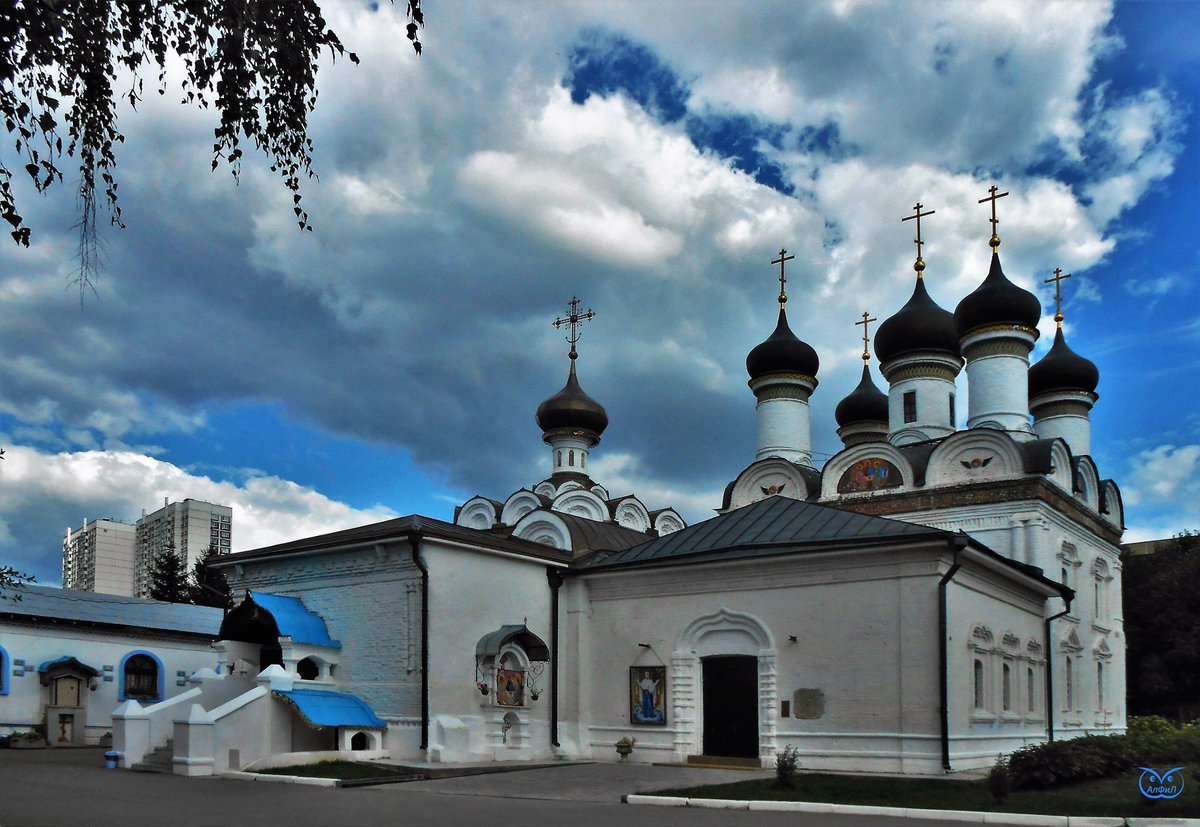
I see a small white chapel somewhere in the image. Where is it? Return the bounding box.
[114,191,1124,777]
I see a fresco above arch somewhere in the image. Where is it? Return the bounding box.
[836,457,903,494]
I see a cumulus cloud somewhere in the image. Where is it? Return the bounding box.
[0,445,398,584]
[0,0,1191,582]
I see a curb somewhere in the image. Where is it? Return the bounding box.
[623,795,1199,826]
[220,770,338,787]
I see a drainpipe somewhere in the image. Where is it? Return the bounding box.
[1044,595,1072,743]
[547,568,563,749]
[408,519,429,751]
[938,534,968,773]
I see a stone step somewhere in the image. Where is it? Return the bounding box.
[685,754,763,769]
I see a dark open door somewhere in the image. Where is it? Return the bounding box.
[702,655,758,758]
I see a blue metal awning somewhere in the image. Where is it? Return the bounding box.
[37,656,100,677]
[273,689,386,729]
[246,591,342,648]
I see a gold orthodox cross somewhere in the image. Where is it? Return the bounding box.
[901,202,935,268]
[855,311,877,362]
[553,296,595,359]
[771,248,795,305]
[1044,267,1072,326]
[979,185,1009,247]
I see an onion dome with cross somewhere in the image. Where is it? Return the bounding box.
[874,203,960,363]
[1028,268,1099,456]
[835,312,889,447]
[953,186,1041,338]
[745,249,820,381]
[745,249,820,467]
[536,297,608,479]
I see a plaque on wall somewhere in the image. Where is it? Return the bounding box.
[837,458,903,493]
[630,666,667,725]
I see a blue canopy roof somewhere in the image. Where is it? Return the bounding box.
[273,689,385,729]
[248,592,341,649]
[38,656,100,676]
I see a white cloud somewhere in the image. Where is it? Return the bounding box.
[1123,444,1200,506]
[0,445,399,582]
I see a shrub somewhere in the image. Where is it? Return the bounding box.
[775,745,801,788]
[987,753,1011,803]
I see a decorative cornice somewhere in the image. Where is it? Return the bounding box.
[961,337,1033,360]
[882,362,960,383]
[835,476,1121,544]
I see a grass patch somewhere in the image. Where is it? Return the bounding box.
[259,760,411,780]
[654,766,1200,818]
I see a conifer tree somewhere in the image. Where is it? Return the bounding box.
[190,543,232,610]
[147,545,190,604]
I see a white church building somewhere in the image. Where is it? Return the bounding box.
[114,206,1124,777]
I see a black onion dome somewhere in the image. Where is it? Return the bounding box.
[1028,327,1099,397]
[954,252,1042,337]
[835,365,889,427]
[536,364,609,436]
[874,278,961,363]
[746,308,820,380]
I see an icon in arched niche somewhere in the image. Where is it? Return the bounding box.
[837,458,903,494]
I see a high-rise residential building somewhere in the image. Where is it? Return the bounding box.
[62,518,137,597]
[134,498,233,598]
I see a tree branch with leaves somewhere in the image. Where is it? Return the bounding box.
[0,0,423,296]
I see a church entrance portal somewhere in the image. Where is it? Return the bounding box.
[702,655,758,759]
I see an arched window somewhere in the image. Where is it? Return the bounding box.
[973,659,984,709]
[119,651,163,702]
[568,450,575,467]
[1027,667,1035,714]
[350,732,368,750]
[0,645,8,696]
[1002,663,1012,711]
[297,657,319,681]
[1093,559,1110,620]
[581,453,585,469]
[1097,662,1105,710]
[557,450,562,467]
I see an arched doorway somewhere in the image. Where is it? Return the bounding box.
[672,606,777,764]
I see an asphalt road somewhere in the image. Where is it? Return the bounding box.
[0,747,987,827]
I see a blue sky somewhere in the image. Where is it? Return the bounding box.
[1,1,1197,586]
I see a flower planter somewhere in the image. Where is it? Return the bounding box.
[11,738,47,749]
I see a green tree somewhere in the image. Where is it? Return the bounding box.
[147,544,189,603]
[190,543,232,610]
[0,0,423,292]
[1123,530,1200,721]
[0,564,35,600]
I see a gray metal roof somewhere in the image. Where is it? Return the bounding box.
[0,585,223,637]
[586,495,950,570]
[554,512,651,553]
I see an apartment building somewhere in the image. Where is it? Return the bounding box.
[62,518,137,597]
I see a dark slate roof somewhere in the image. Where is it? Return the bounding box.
[211,514,569,566]
[273,689,386,729]
[0,585,223,636]
[555,512,652,552]
[586,495,950,571]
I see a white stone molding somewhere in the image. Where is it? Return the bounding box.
[612,498,650,532]
[1073,457,1101,513]
[653,509,685,536]
[1100,481,1123,530]
[1045,440,1074,493]
[924,429,1024,488]
[671,606,777,765]
[819,441,913,501]
[533,481,557,499]
[551,488,608,522]
[456,497,499,530]
[556,480,585,493]
[590,484,610,499]
[511,509,571,550]
[501,490,543,526]
[726,457,811,511]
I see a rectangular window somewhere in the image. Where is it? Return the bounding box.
[1097,662,1104,710]
[1027,667,1035,714]
[903,390,917,423]
[973,659,984,709]
[1065,656,1073,711]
